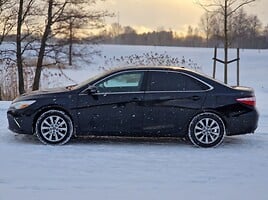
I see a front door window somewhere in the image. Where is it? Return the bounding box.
[95,71,144,93]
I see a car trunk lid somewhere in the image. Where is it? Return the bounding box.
[231,86,256,106]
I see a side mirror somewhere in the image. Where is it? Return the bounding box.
[86,85,98,94]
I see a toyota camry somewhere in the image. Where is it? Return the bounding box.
[7,66,258,147]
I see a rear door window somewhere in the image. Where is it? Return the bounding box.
[148,71,209,91]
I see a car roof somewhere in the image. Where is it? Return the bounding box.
[108,66,192,73]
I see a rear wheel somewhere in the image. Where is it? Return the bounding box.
[188,113,225,148]
[35,110,73,145]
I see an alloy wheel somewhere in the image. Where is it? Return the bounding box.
[40,115,68,142]
[194,118,220,144]
[188,113,225,148]
[36,110,73,145]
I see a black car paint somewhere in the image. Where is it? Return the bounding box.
[7,66,258,138]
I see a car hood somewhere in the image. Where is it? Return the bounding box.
[25,87,69,95]
[13,87,70,102]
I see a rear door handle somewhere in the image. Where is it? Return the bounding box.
[191,96,201,101]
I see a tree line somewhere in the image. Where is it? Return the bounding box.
[101,8,268,49]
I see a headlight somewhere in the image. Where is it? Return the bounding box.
[11,100,36,110]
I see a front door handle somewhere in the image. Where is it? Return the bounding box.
[132,97,141,102]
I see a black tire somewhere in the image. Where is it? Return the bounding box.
[35,110,73,145]
[188,112,225,148]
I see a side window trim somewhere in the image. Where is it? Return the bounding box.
[146,70,213,92]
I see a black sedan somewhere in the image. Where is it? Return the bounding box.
[7,66,258,147]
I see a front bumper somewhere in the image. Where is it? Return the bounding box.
[7,110,34,135]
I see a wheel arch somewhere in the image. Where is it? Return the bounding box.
[190,109,227,130]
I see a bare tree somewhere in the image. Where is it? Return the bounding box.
[249,15,261,34]
[32,0,109,90]
[230,8,249,47]
[264,24,268,42]
[56,0,109,66]
[109,23,123,38]
[123,26,136,34]
[16,0,35,94]
[1,0,110,96]
[32,0,62,91]
[199,12,214,47]
[0,0,37,96]
[0,0,15,45]
[196,0,257,83]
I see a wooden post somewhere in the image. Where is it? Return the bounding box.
[224,0,228,84]
[213,47,217,79]
[237,48,240,86]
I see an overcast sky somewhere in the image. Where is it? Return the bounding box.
[99,0,268,33]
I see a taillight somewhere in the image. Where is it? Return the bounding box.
[236,97,256,106]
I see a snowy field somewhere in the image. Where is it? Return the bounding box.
[0,45,268,200]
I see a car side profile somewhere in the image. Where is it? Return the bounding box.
[7,66,258,147]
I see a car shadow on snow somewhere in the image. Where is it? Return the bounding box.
[68,136,190,147]
[69,135,262,148]
[223,134,267,148]
[7,132,265,148]
[9,133,41,145]
[9,133,191,147]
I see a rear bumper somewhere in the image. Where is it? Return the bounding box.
[225,109,258,136]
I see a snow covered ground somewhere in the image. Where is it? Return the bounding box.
[0,45,268,200]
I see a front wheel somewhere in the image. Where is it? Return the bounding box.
[188,113,225,148]
[35,110,73,145]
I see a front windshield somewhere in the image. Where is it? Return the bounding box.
[72,70,111,90]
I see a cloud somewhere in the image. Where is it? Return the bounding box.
[102,0,203,30]
[98,0,268,32]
